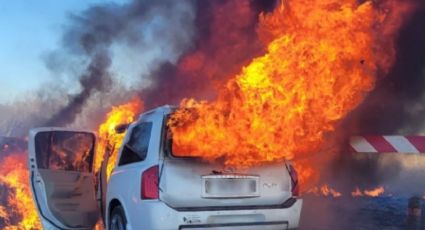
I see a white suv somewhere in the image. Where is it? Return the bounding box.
[28,105,302,230]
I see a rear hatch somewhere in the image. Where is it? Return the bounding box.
[159,156,292,209]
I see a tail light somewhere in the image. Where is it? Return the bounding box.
[141,165,159,199]
[287,164,300,197]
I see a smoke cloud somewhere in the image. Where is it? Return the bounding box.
[0,0,279,135]
[139,0,277,109]
[42,0,197,127]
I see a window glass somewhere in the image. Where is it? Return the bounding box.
[35,131,95,172]
[165,115,198,159]
[119,122,152,165]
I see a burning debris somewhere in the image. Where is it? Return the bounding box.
[308,185,342,198]
[307,185,387,198]
[351,186,386,197]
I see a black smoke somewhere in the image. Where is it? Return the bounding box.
[0,0,279,136]
[45,51,112,126]
[39,0,279,128]
[139,0,278,109]
[43,0,197,127]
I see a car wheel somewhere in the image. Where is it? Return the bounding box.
[109,205,127,230]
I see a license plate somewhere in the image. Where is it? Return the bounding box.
[202,175,260,198]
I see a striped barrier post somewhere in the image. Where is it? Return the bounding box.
[350,136,425,154]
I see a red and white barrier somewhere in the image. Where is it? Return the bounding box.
[350,136,425,154]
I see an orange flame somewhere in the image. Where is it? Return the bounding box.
[351,186,385,197]
[351,187,363,197]
[0,152,41,229]
[364,186,385,197]
[0,98,141,230]
[308,185,342,198]
[168,0,410,186]
[0,98,141,229]
[95,98,143,180]
[94,221,104,230]
[49,133,94,172]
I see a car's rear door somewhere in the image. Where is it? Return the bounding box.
[159,116,293,209]
[28,128,99,230]
[160,158,293,209]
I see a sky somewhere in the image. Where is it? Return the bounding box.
[0,0,126,104]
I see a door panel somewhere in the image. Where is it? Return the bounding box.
[29,128,99,230]
[39,170,98,228]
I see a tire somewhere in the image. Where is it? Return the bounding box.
[109,205,127,230]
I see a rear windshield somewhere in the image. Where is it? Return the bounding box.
[35,131,95,172]
[164,115,199,159]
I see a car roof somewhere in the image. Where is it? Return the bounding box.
[138,105,177,119]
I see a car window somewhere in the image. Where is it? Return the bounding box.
[35,131,95,172]
[165,115,200,159]
[119,122,153,166]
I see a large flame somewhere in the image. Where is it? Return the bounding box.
[168,0,409,186]
[0,152,41,229]
[95,98,143,180]
[352,186,385,197]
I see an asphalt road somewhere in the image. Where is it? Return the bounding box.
[299,195,425,230]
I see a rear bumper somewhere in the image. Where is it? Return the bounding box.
[126,198,302,230]
[179,221,289,230]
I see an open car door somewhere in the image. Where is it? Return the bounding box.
[28,128,99,230]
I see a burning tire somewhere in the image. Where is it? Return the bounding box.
[109,206,127,230]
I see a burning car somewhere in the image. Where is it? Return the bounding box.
[28,105,302,230]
